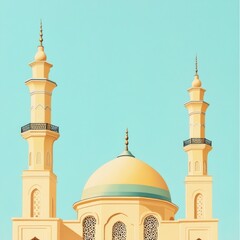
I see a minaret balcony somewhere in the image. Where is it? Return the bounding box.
[21,123,59,133]
[183,138,212,147]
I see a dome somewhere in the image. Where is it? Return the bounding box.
[82,154,171,202]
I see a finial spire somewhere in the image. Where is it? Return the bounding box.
[195,55,198,76]
[39,20,43,47]
[125,128,129,151]
[117,128,134,158]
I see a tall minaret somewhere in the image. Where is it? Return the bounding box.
[21,22,59,218]
[183,57,213,219]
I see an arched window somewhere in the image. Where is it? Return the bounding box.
[195,161,200,171]
[83,216,96,240]
[31,189,40,217]
[194,193,204,219]
[112,221,126,240]
[144,215,159,240]
[31,237,39,240]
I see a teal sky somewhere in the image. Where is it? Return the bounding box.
[0,1,238,239]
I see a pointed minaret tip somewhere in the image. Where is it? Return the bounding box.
[192,55,202,87]
[195,55,198,76]
[34,20,47,61]
[125,128,129,151]
[39,19,43,47]
[117,128,135,158]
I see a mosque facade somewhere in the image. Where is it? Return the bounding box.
[12,27,218,240]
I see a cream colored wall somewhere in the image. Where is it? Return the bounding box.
[26,79,56,123]
[12,218,61,240]
[72,197,177,240]
[60,209,218,240]
[22,171,57,218]
[178,219,218,240]
[185,176,213,219]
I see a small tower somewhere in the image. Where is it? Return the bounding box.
[183,57,213,219]
[21,22,59,218]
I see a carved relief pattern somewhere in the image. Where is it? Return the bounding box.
[144,215,159,240]
[112,221,126,240]
[83,216,96,240]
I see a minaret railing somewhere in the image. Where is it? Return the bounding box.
[183,138,212,147]
[21,123,59,133]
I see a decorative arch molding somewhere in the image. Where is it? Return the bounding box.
[192,189,205,198]
[105,213,128,225]
[139,211,162,225]
[79,212,100,225]
[28,184,42,195]
[104,213,133,240]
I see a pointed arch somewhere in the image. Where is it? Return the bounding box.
[31,189,40,217]
[144,215,159,240]
[112,221,126,240]
[83,216,96,240]
[31,237,39,240]
[194,193,204,219]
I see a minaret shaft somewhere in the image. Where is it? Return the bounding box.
[20,25,59,219]
[183,72,213,220]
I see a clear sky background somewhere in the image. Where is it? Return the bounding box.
[0,0,238,239]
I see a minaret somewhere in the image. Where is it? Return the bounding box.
[21,22,59,218]
[183,57,213,219]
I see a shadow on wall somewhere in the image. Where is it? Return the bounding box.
[61,224,83,240]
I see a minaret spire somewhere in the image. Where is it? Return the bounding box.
[125,128,129,151]
[39,20,43,47]
[192,56,202,88]
[195,55,198,76]
[118,128,134,158]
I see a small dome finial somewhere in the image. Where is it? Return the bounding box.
[39,20,43,47]
[34,20,47,61]
[195,54,198,76]
[125,128,129,151]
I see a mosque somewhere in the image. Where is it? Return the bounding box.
[12,25,218,240]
